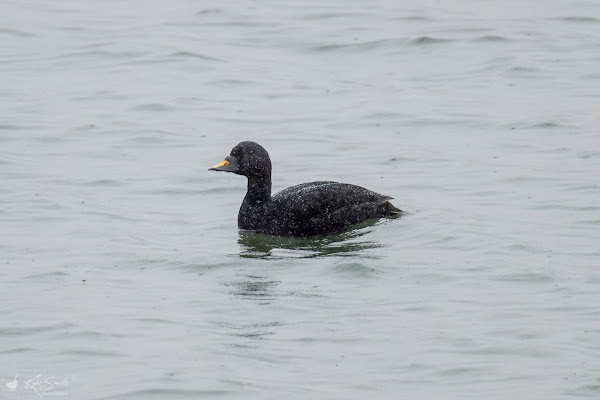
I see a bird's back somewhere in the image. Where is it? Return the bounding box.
[258,181,399,236]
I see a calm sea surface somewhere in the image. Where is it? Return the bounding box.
[2,0,600,399]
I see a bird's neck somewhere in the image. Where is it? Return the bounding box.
[245,173,272,204]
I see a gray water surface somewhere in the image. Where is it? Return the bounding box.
[2,0,600,399]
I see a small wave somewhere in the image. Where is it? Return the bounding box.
[311,39,390,52]
[387,156,416,163]
[84,179,125,187]
[195,8,227,16]
[533,204,600,211]
[0,347,35,354]
[58,49,144,60]
[501,176,555,183]
[404,117,476,127]
[556,16,600,23]
[474,35,509,42]
[568,384,600,397]
[311,36,451,53]
[298,12,365,20]
[207,78,254,87]
[169,51,223,62]
[575,219,600,225]
[578,151,600,159]
[72,123,99,131]
[24,271,70,280]
[439,367,480,376]
[132,103,174,112]
[0,124,30,130]
[392,16,434,22]
[365,111,408,120]
[103,389,234,400]
[0,324,76,337]
[135,317,177,325]
[408,36,452,45]
[0,28,37,38]
[68,330,125,339]
[203,21,278,28]
[566,184,600,191]
[509,66,538,72]
[494,272,553,284]
[537,146,569,154]
[533,121,562,128]
[62,349,123,357]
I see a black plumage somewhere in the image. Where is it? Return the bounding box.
[210,141,400,237]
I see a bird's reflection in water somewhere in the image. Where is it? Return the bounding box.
[223,222,390,349]
[238,219,387,259]
[225,274,280,304]
[221,276,285,346]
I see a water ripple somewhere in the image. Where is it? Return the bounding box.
[168,51,224,62]
[132,103,174,112]
[0,28,37,38]
[310,37,453,53]
[0,324,76,337]
[556,16,600,23]
[474,35,510,42]
[104,389,235,399]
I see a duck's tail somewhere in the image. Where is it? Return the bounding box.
[382,201,402,216]
[377,196,402,216]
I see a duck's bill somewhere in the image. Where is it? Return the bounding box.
[209,156,239,172]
